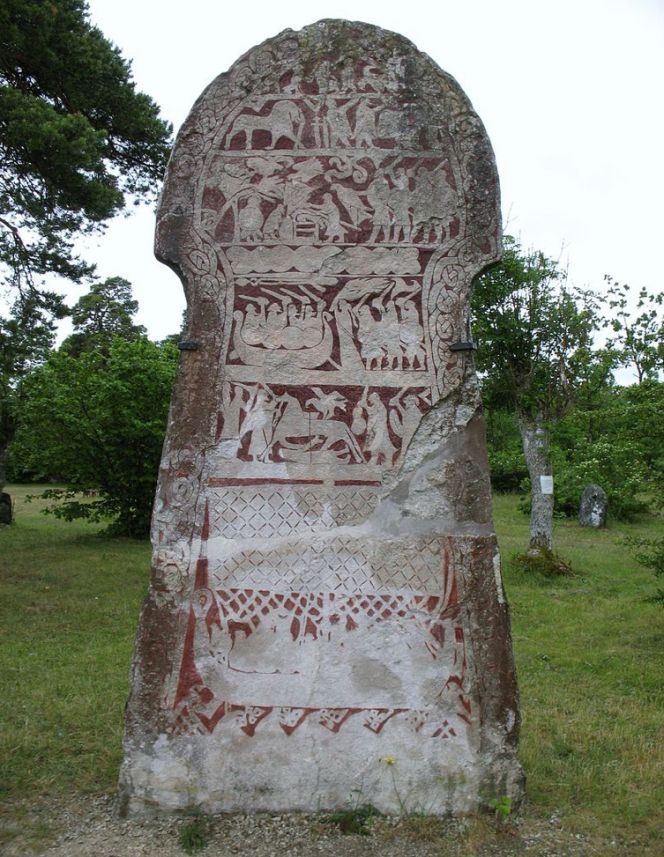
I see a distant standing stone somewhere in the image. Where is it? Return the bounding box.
[579,484,608,528]
[0,492,12,525]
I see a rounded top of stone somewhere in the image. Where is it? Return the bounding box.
[288,18,418,43]
[155,18,501,298]
[581,483,608,500]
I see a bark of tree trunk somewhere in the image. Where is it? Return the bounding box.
[518,413,554,551]
[0,442,12,525]
[0,441,7,496]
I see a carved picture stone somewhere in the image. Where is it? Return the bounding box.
[119,19,523,816]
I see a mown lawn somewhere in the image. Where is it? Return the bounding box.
[0,487,150,799]
[492,494,664,842]
[1,486,662,849]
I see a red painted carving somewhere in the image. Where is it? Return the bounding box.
[174,608,204,708]
[170,539,470,740]
[206,149,457,248]
[221,382,430,467]
[228,276,428,373]
[208,477,325,486]
[172,697,470,742]
[203,588,459,650]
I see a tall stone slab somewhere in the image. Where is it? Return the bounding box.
[119,20,523,816]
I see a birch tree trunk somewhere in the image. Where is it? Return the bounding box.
[518,414,554,551]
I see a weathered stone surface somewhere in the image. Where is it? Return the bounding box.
[119,19,522,816]
[579,484,608,528]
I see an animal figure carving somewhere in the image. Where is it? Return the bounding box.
[265,393,365,464]
[226,101,305,149]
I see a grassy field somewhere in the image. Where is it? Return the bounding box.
[1,485,663,850]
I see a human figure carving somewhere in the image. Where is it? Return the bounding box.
[334,185,371,228]
[316,193,346,242]
[364,392,396,464]
[240,386,278,461]
[219,382,244,440]
[326,98,353,146]
[411,165,457,243]
[388,167,412,242]
[356,304,384,368]
[353,99,378,146]
[389,391,424,459]
[397,297,426,368]
[238,194,265,241]
[263,203,286,239]
[367,171,391,243]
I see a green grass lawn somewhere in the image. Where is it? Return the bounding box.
[492,494,664,842]
[0,487,150,799]
[1,486,662,847]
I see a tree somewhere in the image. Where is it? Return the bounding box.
[0,0,171,289]
[547,359,664,521]
[472,237,600,554]
[0,0,172,498]
[0,290,67,489]
[604,276,663,383]
[62,276,146,355]
[14,337,178,537]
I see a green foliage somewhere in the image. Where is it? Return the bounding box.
[604,276,663,382]
[0,0,172,288]
[551,379,664,520]
[517,437,650,523]
[487,448,527,492]
[552,439,649,521]
[325,804,381,835]
[473,237,602,550]
[607,381,664,508]
[179,812,210,854]
[0,0,172,492]
[12,337,178,537]
[61,276,146,356]
[475,251,663,526]
[0,290,67,484]
[472,236,600,424]
[488,795,513,824]
[484,408,528,492]
[624,535,664,605]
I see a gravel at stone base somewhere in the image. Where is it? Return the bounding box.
[2,794,645,857]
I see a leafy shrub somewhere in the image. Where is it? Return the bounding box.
[484,408,528,493]
[13,337,177,537]
[488,448,528,493]
[552,439,650,522]
[624,535,664,605]
[179,811,210,853]
[516,439,650,523]
[325,804,381,835]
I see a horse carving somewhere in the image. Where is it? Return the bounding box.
[225,101,305,149]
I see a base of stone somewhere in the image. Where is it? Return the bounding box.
[118,726,524,818]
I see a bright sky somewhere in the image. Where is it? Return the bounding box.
[79,0,664,340]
